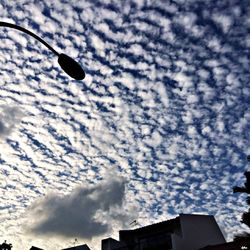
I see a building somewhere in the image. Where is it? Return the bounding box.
[30,247,44,250]
[199,237,250,249]
[62,244,91,250]
[102,214,226,250]
[26,213,250,250]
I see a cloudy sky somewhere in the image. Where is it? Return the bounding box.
[0,0,249,249]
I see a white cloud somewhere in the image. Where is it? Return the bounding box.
[0,0,248,248]
[0,106,24,138]
[212,14,233,33]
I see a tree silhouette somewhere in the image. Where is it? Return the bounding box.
[233,156,250,240]
[0,241,12,250]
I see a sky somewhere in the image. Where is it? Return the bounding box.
[0,0,249,249]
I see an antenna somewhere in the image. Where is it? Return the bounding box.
[129,220,139,227]
[74,238,78,247]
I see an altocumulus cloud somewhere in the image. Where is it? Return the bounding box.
[25,175,136,239]
[0,105,24,138]
[0,0,249,248]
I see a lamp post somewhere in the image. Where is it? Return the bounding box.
[0,21,85,80]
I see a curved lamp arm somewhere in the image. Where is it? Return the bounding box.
[0,21,85,80]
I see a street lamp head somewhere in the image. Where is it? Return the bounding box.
[0,22,86,80]
[58,53,85,80]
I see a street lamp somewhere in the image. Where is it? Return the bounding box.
[0,21,85,80]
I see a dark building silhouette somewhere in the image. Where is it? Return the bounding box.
[199,237,250,249]
[30,247,44,250]
[62,244,91,250]
[102,214,225,250]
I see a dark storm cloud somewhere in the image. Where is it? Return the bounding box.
[26,175,131,239]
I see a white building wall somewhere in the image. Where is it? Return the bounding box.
[172,214,226,250]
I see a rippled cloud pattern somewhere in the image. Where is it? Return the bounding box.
[0,0,249,249]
